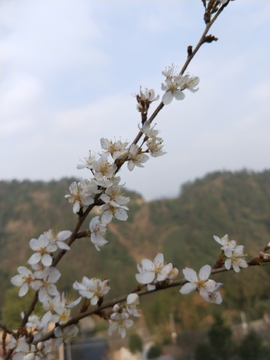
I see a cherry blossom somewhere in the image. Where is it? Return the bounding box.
[146,137,166,157]
[92,153,117,181]
[224,245,248,272]
[161,65,185,105]
[100,138,129,160]
[28,234,57,267]
[100,203,129,224]
[89,216,108,251]
[11,266,42,297]
[54,325,79,348]
[127,144,149,171]
[73,277,110,305]
[108,311,134,338]
[44,229,71,251]
[136,87,159,115]
[135,253,175,291]
[65,181,95,213]
[126,293,141,317]
[76,151,94,170]
[180,265,222,304]
[213,234,237,254]
[38,267,61,303]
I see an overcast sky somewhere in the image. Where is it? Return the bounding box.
[1,0,269,201]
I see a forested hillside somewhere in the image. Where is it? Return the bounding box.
[0,170,269,335]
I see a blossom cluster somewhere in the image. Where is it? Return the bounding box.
[10,230,83,358]
[108,293,141,338]
[135,253,179,291]
[180,265,223,304]
[161,65,199,105]
[214,234,248,272]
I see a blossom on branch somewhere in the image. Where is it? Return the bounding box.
[28,234,57,267]
[73,277,110,305]
[65,181,95,214]
[44,229,71,251]
[135,253,177,291]
[92,153,117,181]
[38,267,61,302]
[76,151,94,170]
[11,266,42,297]
[180,265,222,304]
[108,310,134,339]
[54,325,79,348]
[127,144,149,171]
[136,87,159,115]
[161,65,199,105]
[100,138,129,160]
[89,216,108,251]
[214,234,248,272]
[225,245,248,272]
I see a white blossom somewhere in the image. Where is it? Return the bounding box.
[213,234,236,254]
[127,144,149,171]
[54,325,79,348]
[28,235,57,267]
[73,277,110,305]
[38,267,61,303]
[108,311,134,338]
[100,138,129,160]
[136,88,159,114]
[126,293,141,317]
[139,120,160,139]
[89,216,108,251]
[44,229,71,251]
[161,65,199,105]
[180,265,222,304]
[76,151,94,170]
[100,203,129,224]
[11,266,42,297]
[135,253,174,291]
[65,181,95,214]
[224,245,248,272]
[92,153,117,181]
[146,137,166,157]
[161,65,185,105]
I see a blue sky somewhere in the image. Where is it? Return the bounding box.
[1,0,269,200]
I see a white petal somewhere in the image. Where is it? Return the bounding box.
[18,283,29,297]
[57,230,72,241]
[57,241,70,250]
[162,91,173,105]
[225,259,231,270]
[154,253,164,266]
[140,272,155,284]
[180,283,197,294]
[199,265,211,281]
[41,254,53,267]
[182,267,198,282]
[115,208,128,221]
[174,90,185,100]
[28,253,41,265]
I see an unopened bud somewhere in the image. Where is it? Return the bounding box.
[113,304,120,313]
[37,342,45,350]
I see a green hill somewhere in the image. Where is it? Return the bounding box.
[0,170,269,334]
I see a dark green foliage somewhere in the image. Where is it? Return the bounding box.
[195,315,233,360]
[238,330,269,360]
[195,343,216,360]
[207,315,233,359]
[129,333,143,354]
[147,343,162,358]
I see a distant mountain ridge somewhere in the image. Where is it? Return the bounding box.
[0,170,269,332]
